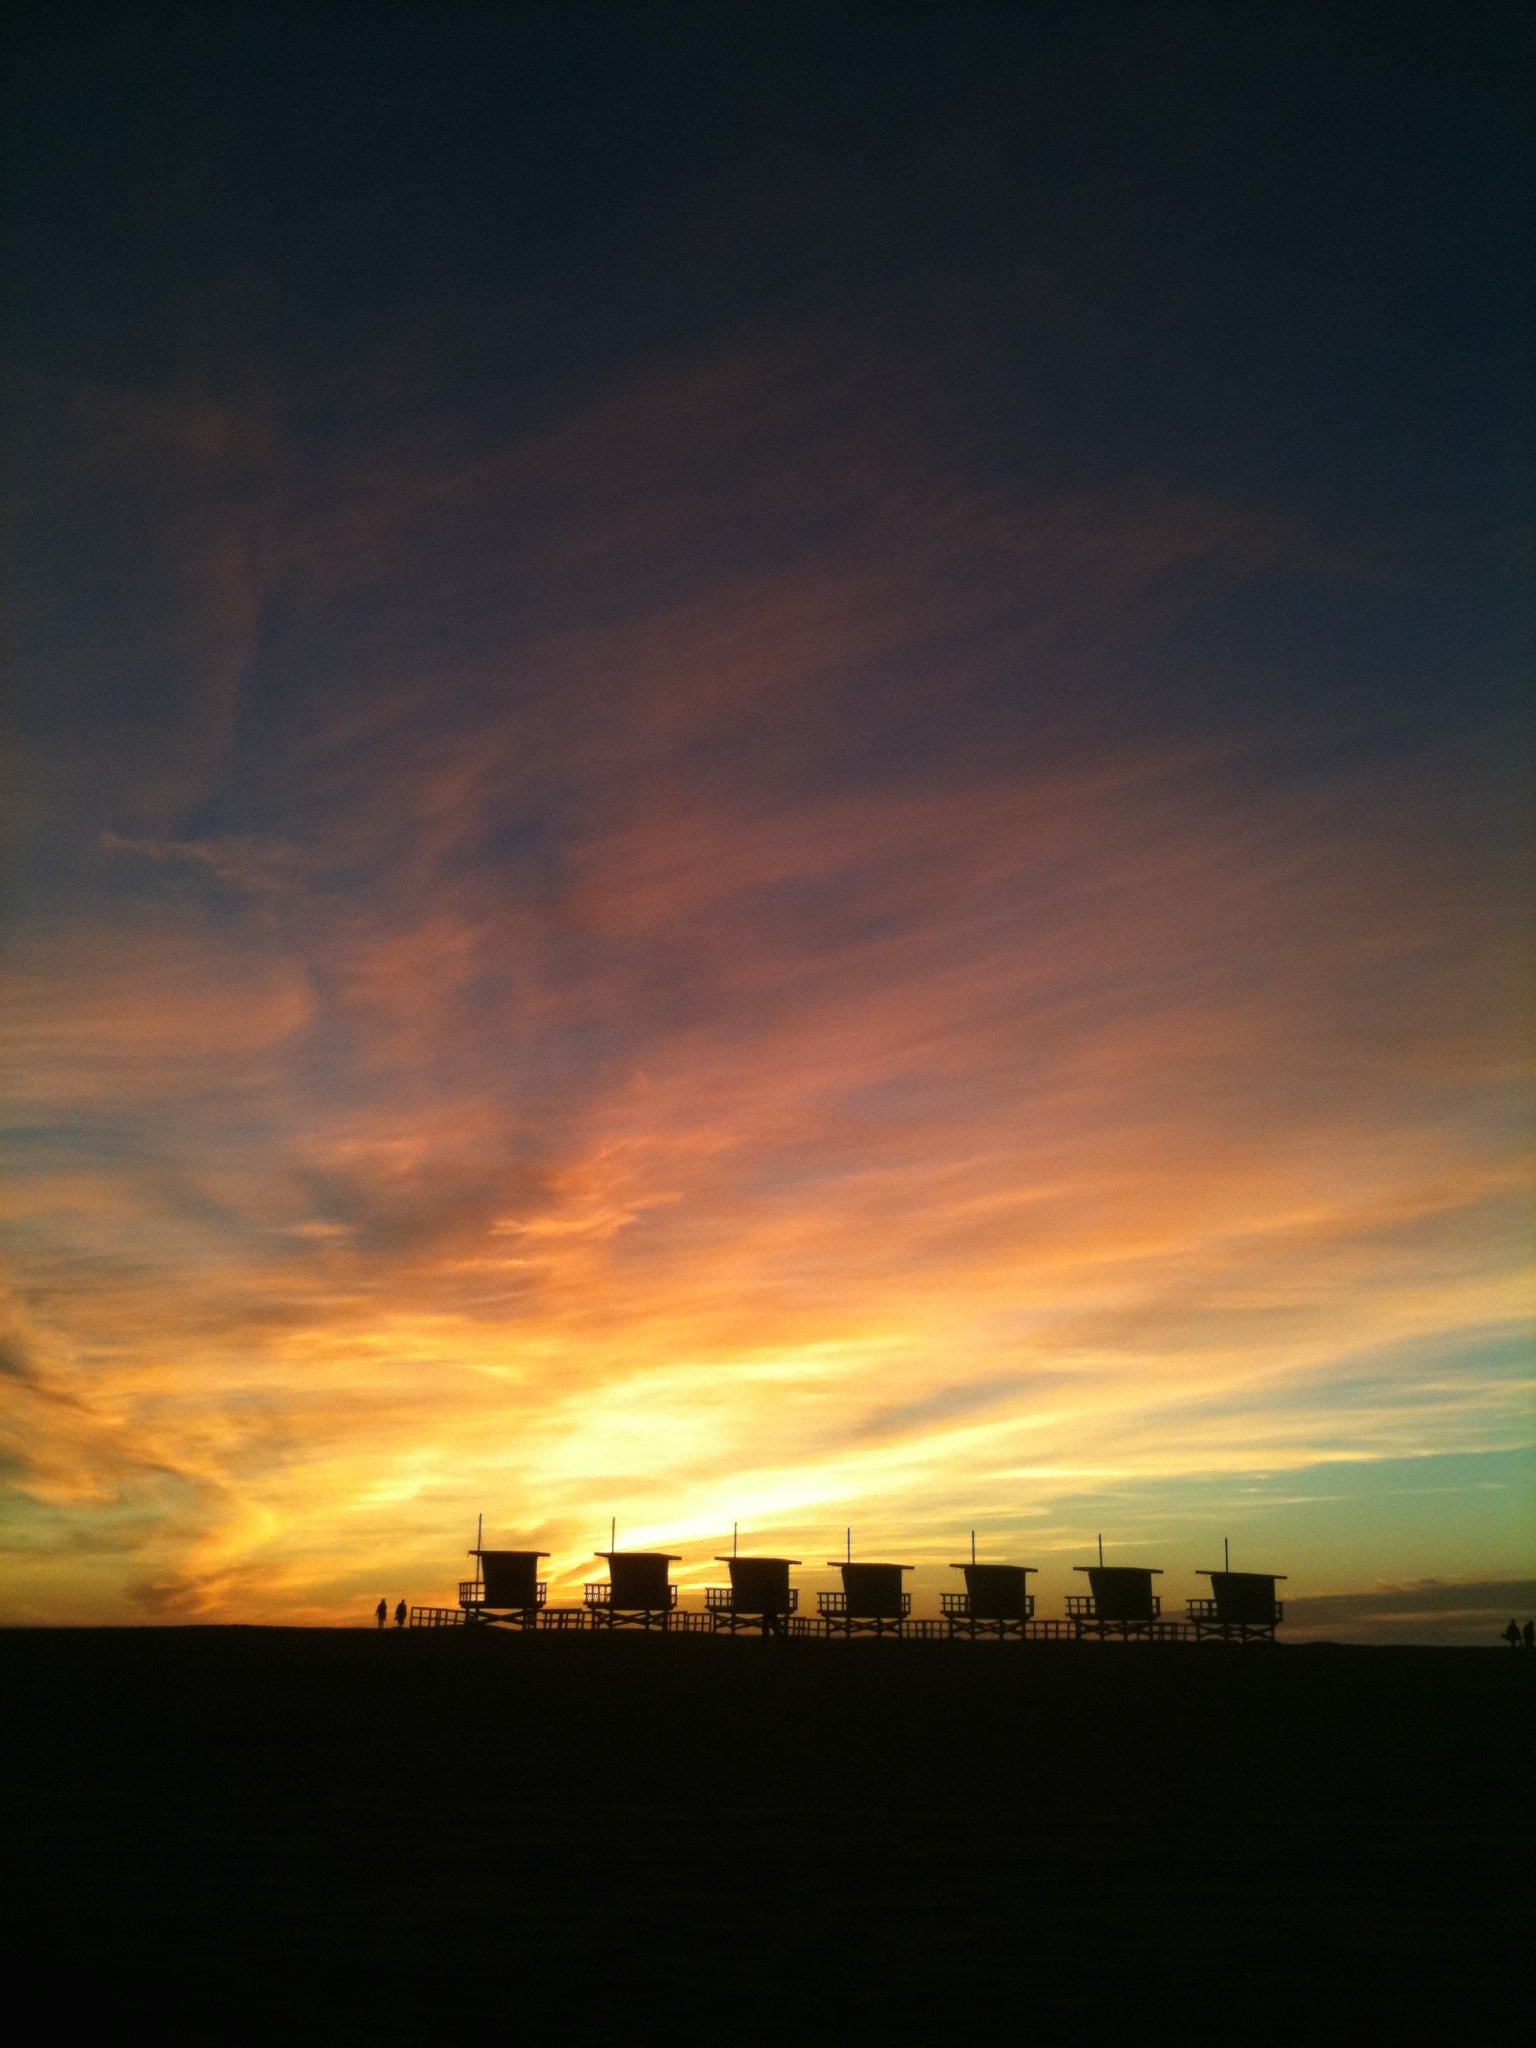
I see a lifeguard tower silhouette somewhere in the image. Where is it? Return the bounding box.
[459,1517,547,1628]
[818,1532,913,1638]
[942,1533,1037,1639]
[1187,1541,1285,1642]
[1067,1537,1163,1640]
[705,1530,800,1636]
[585,1528,681,1631]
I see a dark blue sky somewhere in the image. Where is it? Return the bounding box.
[8,7,1531,854]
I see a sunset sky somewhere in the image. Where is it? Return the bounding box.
[3,6,1531,1635]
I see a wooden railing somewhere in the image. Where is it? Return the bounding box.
[1066,1594,1161,1620]
[817,1591,911,1618]
[704,1586,799,1612]
[1186,1597,1282,1625]
[941,1592,1035,1619]
[460,1580,547,1612]
[583,1583,679,1609]
[537,1606,595,1631]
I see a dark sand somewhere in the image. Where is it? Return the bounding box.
[4,1628,1529,2033]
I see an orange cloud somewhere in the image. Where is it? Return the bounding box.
[2,339,1529,1623]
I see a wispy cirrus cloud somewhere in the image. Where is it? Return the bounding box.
[98,831,309,897]
[1,319,1530,1624]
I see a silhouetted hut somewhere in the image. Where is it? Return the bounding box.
[705,1556,801,1635]
[1188,1569,1285,1643]
[942,1562,1037,1639]
[1067,1565,1163,1639]
[818,1559,913,1637]
[460,1547,548,1627]
[586,1550,680,1630]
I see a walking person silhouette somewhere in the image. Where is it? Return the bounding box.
[394,1599,407,1628]
[1524,1621,1534,1650]
[375,1597,388,1629]
[1502,1619,1521,1648]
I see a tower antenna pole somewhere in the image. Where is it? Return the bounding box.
[1098,1532,1103,1566]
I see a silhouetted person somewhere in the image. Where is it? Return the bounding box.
[394,1598,407,1628]
[1524,1621,1534,1651]
[375,1597,388,1629]
[1503,1619,1521,1648]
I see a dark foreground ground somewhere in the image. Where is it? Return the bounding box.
[3,1629,1531,2037]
